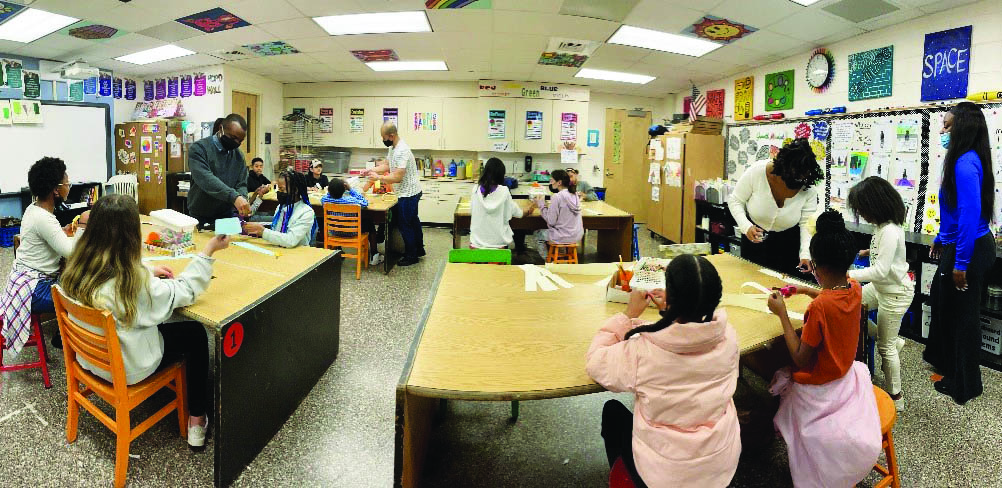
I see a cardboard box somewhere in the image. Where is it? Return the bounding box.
[981,315,1001,355]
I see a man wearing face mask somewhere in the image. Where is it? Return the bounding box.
[368,123,424,266]
[187,113,251,228]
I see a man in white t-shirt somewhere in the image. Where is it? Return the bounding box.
[368,123,425,265]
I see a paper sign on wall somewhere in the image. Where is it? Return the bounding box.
[648,163,661,184]
[69,81,84,102]
[99,70,112,97]
[526,110,543,139]
[349,108,364,133]
[140,136,153,153]
[561,149,577,166]
[21,70,40,99]
[0,100,11,125]
[664,137,682,161]
[734,76,754,121]
[651,186,660,202]
[587,129,599,147]
[2,59,22,89]
[413,112,438,131]
[492,141,510,151]
[665,162,682,187]
[319,107,333,133]
[382,107,397,126]
[921,26,972,102]
[560,112,577,141]
[488,109,506,139]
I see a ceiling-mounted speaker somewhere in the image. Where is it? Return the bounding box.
[823,0,899,23]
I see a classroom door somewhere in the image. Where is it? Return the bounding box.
[232,91,258,163]
[603,108,651,223]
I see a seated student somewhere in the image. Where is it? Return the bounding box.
[567,168,598,201]
[242,170,318,248]
[61,194,229,449]
[305,160,329,190]
[1,157,82,351]
[586,254,741,487]
[528,169,583,258]
[766,210,881,486]
[323,177,382,265]
[246,157,274,222]
[470,157,523,249]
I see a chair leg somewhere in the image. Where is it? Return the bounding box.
[510,400,519,421]
[356,251,362,280]
[176,364,188,438]
[886,432,900,488]
[66,379,79,443]
[34,319,51,389]
[114,410,131,488]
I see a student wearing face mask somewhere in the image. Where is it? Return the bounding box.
[729,138,824,276]
[367,123,424,266]
[188,113,251,228]
[242,170,318,248]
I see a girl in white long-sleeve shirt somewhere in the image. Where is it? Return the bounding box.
[847,177,915,411]
[61,194,230,448]
[242,170,318,248]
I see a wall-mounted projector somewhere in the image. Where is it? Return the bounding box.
[57,61,100,80]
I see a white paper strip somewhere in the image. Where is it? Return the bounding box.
[538,267,573,289]
[521,265,538,292]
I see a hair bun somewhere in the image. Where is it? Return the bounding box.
[815,210,846,234]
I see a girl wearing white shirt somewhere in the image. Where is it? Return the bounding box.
[729,139,823,276]
[470,158,523,249]
[242,170,318,248]
[848,177,914,411]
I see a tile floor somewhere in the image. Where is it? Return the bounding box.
[1,226,1001,487]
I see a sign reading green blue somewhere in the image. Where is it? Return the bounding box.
[921,25,972,101]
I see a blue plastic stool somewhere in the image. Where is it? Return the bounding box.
[632,224,640,261]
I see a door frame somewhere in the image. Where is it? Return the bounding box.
[231,90,259,163]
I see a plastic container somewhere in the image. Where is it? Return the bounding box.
[456,160,466,180]
[448,159,457,177]
[466,159,474,179]
[987,286,1002,312]
[0,226,19,248]
[434,160,445,177]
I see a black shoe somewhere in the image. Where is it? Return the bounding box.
[51,333,62,350]
[398,257,420,266]
[418,249,426,257]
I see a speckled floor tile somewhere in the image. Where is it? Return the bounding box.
[2,227,1002,488]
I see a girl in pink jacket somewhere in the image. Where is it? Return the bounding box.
[586,254,741,487]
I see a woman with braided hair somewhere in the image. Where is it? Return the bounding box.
[242,169,318,248]
[585,254,741,487]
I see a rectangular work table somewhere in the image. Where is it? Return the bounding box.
[394,253,811,487]
[452,198,635,262]
[141,219,341,486]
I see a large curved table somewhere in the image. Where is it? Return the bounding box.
[394,253,812,487]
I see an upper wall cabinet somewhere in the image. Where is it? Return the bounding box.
[443,98,479,152]
[514,98,552,154]
[403,98,444,150]
[550,100,588,153]
[338,97,374,148]
[477,97,515,152]
[370,97,409,148]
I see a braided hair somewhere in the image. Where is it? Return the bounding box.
[809,210,856,272]
[624,254,723,340]
[271,169,318,242]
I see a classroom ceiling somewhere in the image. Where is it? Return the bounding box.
[0,0,981,98]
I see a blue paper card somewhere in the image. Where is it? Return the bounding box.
[214,217,241,235]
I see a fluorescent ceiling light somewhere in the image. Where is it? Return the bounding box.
[608,25,722,57]
[115,45,195,65]
[0,8,78,43]
[788,0,821,5]
[575,68,655,85]
[367,61,448,72]
[313,11,432,35]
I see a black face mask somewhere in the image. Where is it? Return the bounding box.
[219,133,241,151]
[549,185,559,193]
[382,139,393,147]
[276,191,291,205]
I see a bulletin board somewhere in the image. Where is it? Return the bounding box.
[724,103,1002,238]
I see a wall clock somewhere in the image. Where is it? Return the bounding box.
[806,47,835,94]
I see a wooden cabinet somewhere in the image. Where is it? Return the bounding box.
[403,98,444,150]
[418,178,475,224]
[514,98,552,154]
[443,98,479,151]
[478,97,515,151]
[550,100,588,153]
[338,97,374,148]
[646,133,724,244]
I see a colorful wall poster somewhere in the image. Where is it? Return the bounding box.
[413,112,438,131]
[488,109,506,139]
[243,41,299,56]
[526,110,543,139]
[587,129,599,147]
[9,100,29,124]
[764,70,794,111]
[0,2,26,24]
[921,26,971,101]
[351,49,398,62]
[382,107,398,127]
[319,107,334,133]
[734,76,753,121]
[140,136,153,154]
[21,70,40,99]
[69,81,85,102]
[665,162,683,187]
[83,76,97,95]
[206,73,222,94]
[560,112,578,141]
[537,38,599,68]
[848,46,894,101]
[425,0,492,9]
[896,120,919,152]
[155,79,167,100]
[706,89,725,118]
[683,15,757,45]
[98,70,112,97]
[61,21,127,42]
[612,121,623,164]
[125,79,136,100]
[143,80,154,101]
[176,8,250,34]
[2,58,22,89]
[193,73,206,96]
[349,108,364,133]
[180,75,193,97]
[849,151,869,179]
[167,77,179,98]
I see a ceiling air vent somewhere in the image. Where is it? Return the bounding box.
[823,0,900,23]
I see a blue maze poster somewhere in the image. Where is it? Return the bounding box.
[921,26,972,101]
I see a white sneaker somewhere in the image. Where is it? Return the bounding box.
[893,395,904,412]
[895,337,906,353]
[370,253,384,265]
[188,419,208,449]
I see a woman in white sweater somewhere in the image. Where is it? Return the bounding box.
[61,194,230,448]
[729,139,824,276]
[242,170,318,248]
[470,158,523,249]
[847,177,914,411]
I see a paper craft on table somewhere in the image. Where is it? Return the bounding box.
[727,281,805,321]
[214,217,242,235]
[233,241,278,257]
[520,264,554,292]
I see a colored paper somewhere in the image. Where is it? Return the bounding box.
[382,107,398,127]
[243,41,299,56]
[176,8,250,34]
[560,112,578,141]
[764,70,794,111]
[351,49,398,62]
[68,81,84,102]
[349,108,364,133]
[3,58,22,89]
[215,217,241,235]
[155,79,166,100]
[526,110,543,139]
[83,76,97,95]
[612,121,623,164]
[488,110,506,139]
[849,151,869,179]
[141,137,153,154]
[98,70,112,97]
[180,75,193,97]
[848,46,894,101]
[0,99,11,125]
[413,112,438,131]
[167,77,179,98]
[143,80,154,101]
[734,76,753,121]
[706,89,725,118]
[125,79,136,100]
[922,26,971,102]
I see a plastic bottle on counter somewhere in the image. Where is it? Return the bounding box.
[448,159,457,177]
[466,159,474,178]
[434,159,445,177]
[456,160,466,180]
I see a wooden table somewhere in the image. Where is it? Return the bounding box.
[394,254,810,487]
[141,219,341,487]
[259,190,399,273]
[452,198,634,262]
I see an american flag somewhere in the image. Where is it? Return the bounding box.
[689,83,705,122]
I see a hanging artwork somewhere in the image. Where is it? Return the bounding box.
[176,8,250,33]
[425,0,492,8]
[143,80,154,101]
[193,73,207,96]
[921,26,972,102]
[69,81,84,102]
[734,76,753,121]
[896,121,919,152]
[706,89,725,118]
[206,73,222,94]
[83,76,98,95]
[849,151,868,179]
[383,107,398,126]
[794,122,811,139]
[806,47,835,94]
[537,38,599,68]
[2,58,22,89]
[167,77,179,98]
[21,70,40,99]
[180,75,193,97]
[125,79,136,100]
[848,46,894,101]
[351,49,398,62]
[98,70,112,97]
[413,112,438,131]
[59,21,127,42]
[0,2,26,24]
[764,70,794,111]
[112,78,123,99]
[243,41,300,56]
[612,121,623,164]
[140,137,153,154]
[812,121,830,141]
[155,79,167,100]
[683,15,757,44]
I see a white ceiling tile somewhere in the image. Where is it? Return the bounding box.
[137,22,204,43]
[434,31,491,51]
[178,53,229,68]
[175,26,278,52]
[22,33,95,55]
[494,34,548,53]
[289,36,341,53]
[258,18,330,40]
[588,44,650,63]
[426,9,493,33]
[220,0,304,24]
[11,45,66,61]
[126,0,217,21]
[855,8,924,32]
[623,1,706,33]
[492,0,564,13]
[767,9,857,42]
[28,0,123,20]
[728,29,803,53]
[351,0,426,13]
[490,71,534,80]
[493,11,553,35]
[580,57,636,72]
[816,29,865,46]
[276,53,326,66]
[635,50,701,69]
[99,33,166,54]
[228,57,279,69]
[87,4,174,32]
[284,0,363,17]
[547,14,621,42]
[916,0,980,14]
[710,0,802,30]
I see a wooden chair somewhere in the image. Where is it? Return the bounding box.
[872,385,901,488]
[1,233,52,388]
[323,203,369,280]
[546,243,578,264]
[52,286,188,488]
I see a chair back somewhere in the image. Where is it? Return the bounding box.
[449,248,512,265]
[106,174,139,203]
[51,285,129,396]
[323,203,363,247]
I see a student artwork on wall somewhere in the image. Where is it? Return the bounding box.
[0,99,11,125]
[537,38,599,68]
[413,112,438,131]
[143,80,154,101]
[206,73,222,95]
[176,8,250,33]
[921,26,972,102]
[244,41,300,57]
[734,76,753,121]
[848,46,894,101]
[560,113,578,141]
[125,79,136,100]
[59,21,127,42]
[683,15,757,44]
[706,89,725,118]
[2,58,22,88]
[764,70,794,111]
[0,2,26,24]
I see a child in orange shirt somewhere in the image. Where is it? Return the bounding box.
[766,210,881,487]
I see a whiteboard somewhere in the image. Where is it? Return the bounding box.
[0,101,111,194]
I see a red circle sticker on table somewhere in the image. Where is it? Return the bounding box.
[223,323,244,358]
